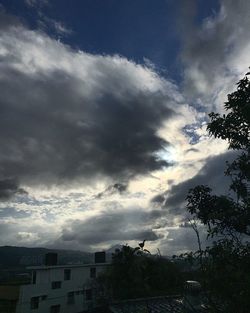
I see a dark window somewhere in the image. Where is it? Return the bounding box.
[51,281,61,289]
[64,269,71,280]
[50,304,60,313]
[90,267,96,278]
[67,291,75,304]
[32,271,36,284]
[86,289,92,301]
[30,297,39,309]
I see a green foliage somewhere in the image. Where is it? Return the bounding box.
[200,241,250,312]
[101,244,182,300]
[187,185,247,238]
[208,74,250,150]
[186,71,250,312]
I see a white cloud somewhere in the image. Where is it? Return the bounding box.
[181,0,250,112]
[0,20,184,186]
[24,0,48,8]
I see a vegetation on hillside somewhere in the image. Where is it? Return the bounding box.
[100,243,182,300]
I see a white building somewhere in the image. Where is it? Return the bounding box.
[15,254,109,313]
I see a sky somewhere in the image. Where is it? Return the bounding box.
[0,0,249,255]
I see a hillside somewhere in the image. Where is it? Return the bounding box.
[0,246,93,267]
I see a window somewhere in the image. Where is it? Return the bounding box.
[30,297,39,309]
[50,304,60,313]
[86,289,92,301]
[32,271,36,284]
[90,267,96,278]
[64,269,71,280]
[67,291,75,304]
[51,281,61,289]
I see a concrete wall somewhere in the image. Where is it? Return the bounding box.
[16,265,107,313]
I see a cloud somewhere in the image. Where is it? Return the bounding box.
[0,207,31,218]
[0,220,43,246]
[0,178,27,200]
[24,0,48,8]
[164,151,236,212]
[0,12,181,187]
[37,15,73,37]
[0,222,12,239]
[1,2,247,253]
[151,194,165,204]
[96,183,128,199]
[51,20,72,36]
[24,0,72,37]
[0,7,21,30]
[159,225,208,256]
[180,0,250,111]
[59,207,164,250]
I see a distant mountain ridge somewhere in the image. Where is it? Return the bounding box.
[106,244,124,254]
[0,246,93,267]
[0,244,139,268]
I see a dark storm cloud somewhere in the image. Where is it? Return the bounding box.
[0,178,27,200]
[96,183,128,199]
[165,151,236,212]
[0,16,177,186]
[151,194,165,204]
[60,208,164,247]
[0,68,172,183]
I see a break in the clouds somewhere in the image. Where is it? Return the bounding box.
[0,10,181,188]
[0,206,30,219]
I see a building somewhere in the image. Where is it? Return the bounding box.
[1,252,109,313]
[0,285,21,313]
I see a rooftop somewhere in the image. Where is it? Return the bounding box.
[28,262,111,270]
[110,296,184,313]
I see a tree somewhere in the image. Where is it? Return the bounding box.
[100,243,182,300]
[186,71,250,312]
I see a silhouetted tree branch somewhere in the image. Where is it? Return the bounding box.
[186,70,250,313]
